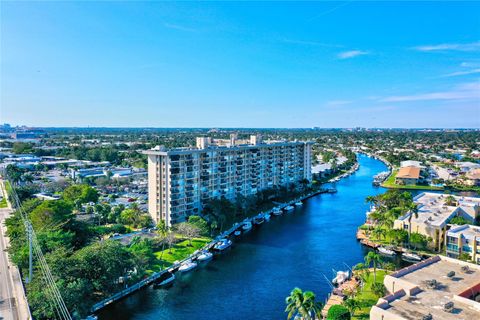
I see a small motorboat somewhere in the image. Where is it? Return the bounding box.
[242,221,253,231]
[378,247,396,256]
[253,214,265,225]
[197,251,213,262]
[264,213,271,221]
[295,201,303,206]
[272,208,282,216]
[234,230,242,236]
[178,260,197,273]
[402,252,422,262]
[154,272,175,287]
[214,238,232,251]
[332,270,350,285]
[284,205,294,212]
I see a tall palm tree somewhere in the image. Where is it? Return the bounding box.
[406,203,419,247]
[285,288,323,320]
[364,251,382,282]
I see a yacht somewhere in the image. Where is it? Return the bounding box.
[253,214,265,225]
[234,230,242,236]
[264,213,271,221]
[272,208,282,216]
[402,252,422,262]
[332,270,350,285]
[154,272,175,287]
[378,247,396,256]
[178,260,197,273]
[214,238,232,251]
[242,221,253,231]
[295,201,303,206]
[284,205,294,212]
[197,251,213,262]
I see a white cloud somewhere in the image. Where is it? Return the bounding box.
[441,68,480,78]
[380,82,480,102]
[413,41,480,52]
[337,50,369,59]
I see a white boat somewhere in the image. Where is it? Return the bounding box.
[253,214,265,225]
[234,230,242,236]
[197,251,213,262]
[378,247,396,256]
[295,201,303,206]
[178,260,197,273]
[264,213,271,221]
[272,208,282,216]
[402,252,422,261]
[214,238,232,251]
[242,221,253,231]
[284,205,294,212]
[332,270,350,285]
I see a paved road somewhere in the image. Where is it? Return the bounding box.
[0,206,16,320]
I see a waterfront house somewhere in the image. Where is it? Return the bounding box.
[393,192,480,251]
[370,255,480,320]
[445,224,480,264]
[395,166,421,185]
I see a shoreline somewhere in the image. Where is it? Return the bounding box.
[91,158,361,314]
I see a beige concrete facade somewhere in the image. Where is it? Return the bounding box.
[145,136,313,226]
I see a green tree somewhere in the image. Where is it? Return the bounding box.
[285,287,323,320]
[371,282,386,297]
[188,215,209,236]
[29,200,73,231]
[62,184,99,204]
[364,251,382,282]
[342,298,360,317]
[327,305,350,320]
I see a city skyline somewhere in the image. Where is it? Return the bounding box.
[1,1,480,128]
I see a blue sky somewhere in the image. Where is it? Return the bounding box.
[1,1,479,128]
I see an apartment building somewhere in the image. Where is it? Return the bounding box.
[446,224,480,264]
[393,192,480,251]
[144,135,313,226]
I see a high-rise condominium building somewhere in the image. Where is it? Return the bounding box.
[144,135,312,226]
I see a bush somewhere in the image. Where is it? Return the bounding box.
[327,305,351,320]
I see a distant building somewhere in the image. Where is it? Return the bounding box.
[395,166,421,185]
[144,135,313,226]
[465,168,480,186]
[370,255,480,320]
[394,193,480,251]
[446,224,480,264]
[455,161,480,173]
[400,160,424,168]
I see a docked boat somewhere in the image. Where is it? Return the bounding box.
[402,252,422,262]
[332,270,350,285]
[214,238,232,251]
[154,272,175,287]
[272,208,282,216]
[234,230,242,236]
[197,251,213,262]
[264,213,271,221]
[178,260,197,273]
[378,247,396,256]
[242,221,253,231]
[253,214,265,225]
[284,205,294,212]
[295,201,303,206]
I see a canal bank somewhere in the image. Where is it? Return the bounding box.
[98,154,393,320]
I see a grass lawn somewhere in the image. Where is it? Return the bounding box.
[382,169,443,191]
[352,270,388,319]
[0,197,7,208]
[151,237,211,271]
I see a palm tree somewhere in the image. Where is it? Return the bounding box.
[372,227,386,241]
[285,288,323,320]
[445,195,456,206]
[342,298,360,317]
[364,251,382,282]
[406,202,419,247]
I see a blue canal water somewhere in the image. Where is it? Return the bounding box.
[98,154,393,320]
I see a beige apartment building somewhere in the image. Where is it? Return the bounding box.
[144,135,312,226]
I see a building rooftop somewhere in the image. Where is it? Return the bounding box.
[372,256,480,320]
[396,166,421,179]
[398,192,480,228]
[400,160,423,168]
[448,224,480,239]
